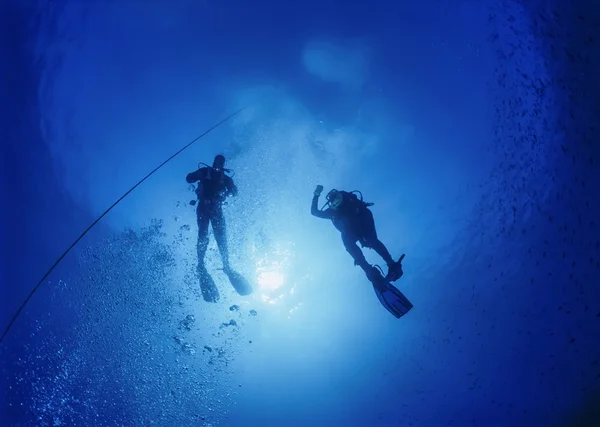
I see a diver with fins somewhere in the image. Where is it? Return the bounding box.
[311,185,413,318]
[186,154,252,302]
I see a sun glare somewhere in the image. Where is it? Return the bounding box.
[257,270,285,292]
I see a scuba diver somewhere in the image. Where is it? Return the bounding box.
[186,154,252,302]
[311,185,413,318]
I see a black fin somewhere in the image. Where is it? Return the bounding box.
[198,267,220,302]
[223,268,253,296]
[373,281,413,318]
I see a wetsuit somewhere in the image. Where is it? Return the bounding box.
[186,167,237,269]
[311,191,395,275]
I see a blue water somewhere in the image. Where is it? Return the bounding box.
[2,0,599,425]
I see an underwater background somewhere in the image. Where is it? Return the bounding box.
[1,0,599,426]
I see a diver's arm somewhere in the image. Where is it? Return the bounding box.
[186,168,206,183]
[311,195,332,219]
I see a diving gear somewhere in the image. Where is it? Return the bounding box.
[198,265,220,303]
[368,261,412,318]
[360,264,413,318]
[187,162,237,202]
[197,161,234,177]
[373,281,413,319]
[325,189,372,212]
[221,267,253,296]
[365,265,387,291]
[327,190,344,210]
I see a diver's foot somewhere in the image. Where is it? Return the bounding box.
[385,255,405,282]
[366,266,388,292]
[197,268,220,302]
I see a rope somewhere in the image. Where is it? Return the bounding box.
[0,106,247,344]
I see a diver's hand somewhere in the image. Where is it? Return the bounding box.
[314,185,324,196]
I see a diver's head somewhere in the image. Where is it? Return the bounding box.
[212,154,226,171]
[327,190,343,210]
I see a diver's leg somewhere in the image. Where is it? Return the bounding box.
[360,210,394,265]
[211,206,231,270]
[360,209,404,281]
[370,239,394,265]
[342,232,369,270]
[342,233,381,283]
[210,206,252,295]
[341,232,385,288]
[197,206,220,302]
[196,207,210,267]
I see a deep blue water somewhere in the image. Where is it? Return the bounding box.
[1,0,599,425]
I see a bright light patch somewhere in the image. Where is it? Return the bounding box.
[257,271,285,292]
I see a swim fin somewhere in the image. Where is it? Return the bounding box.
[373,281,413,319]
[198,265,220,302]
[222,267,253,296]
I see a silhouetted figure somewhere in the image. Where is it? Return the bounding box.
[186,154,251,302]
[311,185,412,318]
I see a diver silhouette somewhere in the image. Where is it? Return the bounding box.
[311,185,412,318]
[186,154,252,302]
